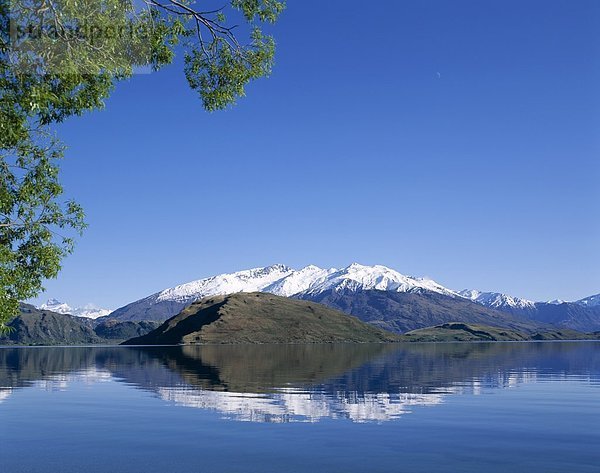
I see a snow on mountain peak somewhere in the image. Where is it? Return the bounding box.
[457,289,481,300]
[39,299,73,314]
[576,294,600,308]
[117,263,460,319]
[38,299,112,319]
[457,290,535,311]
[36,266,600,324]
[264,265,337,297]
[299,263,459,297]
[155,264,295,304]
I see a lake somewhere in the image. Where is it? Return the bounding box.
[1,342,599,472]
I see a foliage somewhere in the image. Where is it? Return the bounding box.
[0,133,86,328]
[0,0,284,329]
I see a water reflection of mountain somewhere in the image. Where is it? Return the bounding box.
[326,342,600,395]
[0,342,599,422]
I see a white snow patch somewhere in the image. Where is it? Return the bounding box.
[38,299,112,319]
[576,294,600,307]
[457,289,536,310]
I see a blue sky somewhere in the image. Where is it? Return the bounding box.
[32,0,600,309]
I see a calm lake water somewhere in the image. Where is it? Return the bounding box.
[0,342,599,472]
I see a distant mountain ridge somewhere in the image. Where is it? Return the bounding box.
[457,289,600,332]
[295,288,545,334]
[457,290,537,313]
[1,305,159,346]
[105,263,463,323]
[577,294,600,307]
[457,289,600,310]
[83,263,600,334]
[39,298,112,319]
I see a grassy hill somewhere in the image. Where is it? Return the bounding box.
[124,292,400,345]
[401,322,600,342]
[0,305,103,345]
[0,305,159,346]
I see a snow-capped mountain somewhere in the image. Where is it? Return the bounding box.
[107,263,460,322]
[264,265,336,296]
[576,294,600,308]
[460,292,600,310]
[38,299,112,319]
[39,298,72,314]
[72,305,113,319]
[101,263,600,331]
[457,290,536,312]
[155,264,295,304]
[299,263,459,298]
[455,289,600,332]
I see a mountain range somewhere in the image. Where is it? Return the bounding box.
[39,298,112,319]
[76,263,600,334]
[0,304,160,346]
[104,263,465,324]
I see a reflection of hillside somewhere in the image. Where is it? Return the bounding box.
[148,342,600,396]
[335,342,600,395]
[0,347,169,390]
[2,343,599,394]
[1,342,599,423]
[0,347,99,389]
[123,342,600,422]
[173,343,394,392]
[128,344,444,422]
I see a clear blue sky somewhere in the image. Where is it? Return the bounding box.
[32,0,600,309]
